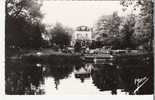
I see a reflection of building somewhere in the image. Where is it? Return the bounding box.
[71,26,92,46]
[74,67,90,83]
[74,63,94,83]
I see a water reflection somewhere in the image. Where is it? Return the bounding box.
[5,59,153,95]
[91,64,120,94]
[119,66,154,95]
[74,63,93,83]
[44,64,74,90]
[5,61,45,95]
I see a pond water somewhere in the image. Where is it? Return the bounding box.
[5,58,153,95]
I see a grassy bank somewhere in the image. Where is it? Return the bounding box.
[6,48,82,64]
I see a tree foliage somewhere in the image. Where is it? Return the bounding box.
[108,12,121,37]
[49,23,72,49]
[94,0,153,51]
[6,0,43,21]
[120,14,136,49]
[120,0,154,51]
[5,0,44,49]
[94,12,121,48]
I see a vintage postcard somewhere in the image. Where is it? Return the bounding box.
[2,0,154,99]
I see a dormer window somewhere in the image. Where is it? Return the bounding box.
[76,26,90,31]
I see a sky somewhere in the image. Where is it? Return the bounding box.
[41,1,132,29]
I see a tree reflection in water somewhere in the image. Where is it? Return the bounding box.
[74,63,93,83]
[44,63,74,90]
[91,63,153,95]
[91,64,119,94]
[119,66,154,95]
[5,58,153,95]
[5,61,45,95]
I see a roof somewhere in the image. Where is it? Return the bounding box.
[76,26,91,31]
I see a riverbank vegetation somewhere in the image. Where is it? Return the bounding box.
[5,0,154,58]
[95,0,154,51]
[93,0,153,51]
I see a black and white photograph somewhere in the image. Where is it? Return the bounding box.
[4,0,154,96]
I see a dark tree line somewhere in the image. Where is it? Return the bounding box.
[5,0,45,50]
[6,16,44,49]
[94,0,154,51]
[49,23,72,49]
[5,0,73,55]
[121,0,154,51]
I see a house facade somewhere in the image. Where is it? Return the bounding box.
[71,26,92,46]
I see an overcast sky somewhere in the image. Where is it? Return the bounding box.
[41,1,133,28]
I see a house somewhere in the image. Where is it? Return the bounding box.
[71,26,92,46]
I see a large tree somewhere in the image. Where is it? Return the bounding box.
[120,14,136,49]
[5,0,44,49]
[94,12,121,48]
[120,0,154,51]
[5,0,43,21]
[49,23,72,49]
